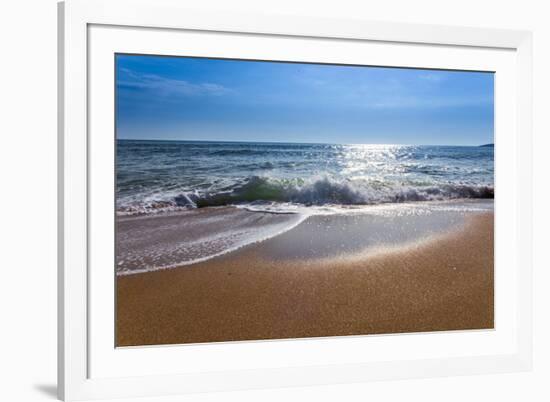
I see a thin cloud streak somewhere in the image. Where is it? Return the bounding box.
[118,67,232,97]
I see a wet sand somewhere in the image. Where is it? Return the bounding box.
[116,212,494,347]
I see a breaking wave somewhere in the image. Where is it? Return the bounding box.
[117,175,494,215]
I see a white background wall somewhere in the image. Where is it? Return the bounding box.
[0,0,548,401]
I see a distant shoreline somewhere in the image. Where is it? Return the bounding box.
[116,138,492,147]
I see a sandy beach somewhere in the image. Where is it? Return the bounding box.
[116,210,494,347]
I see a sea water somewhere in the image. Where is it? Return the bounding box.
[116,140,494,274]
[116,140,494,215]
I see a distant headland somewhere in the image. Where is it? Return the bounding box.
[480,143,494,147]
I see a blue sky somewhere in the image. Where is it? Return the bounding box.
[116,54,494,145]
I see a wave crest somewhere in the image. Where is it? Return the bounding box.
[117,176,493,215]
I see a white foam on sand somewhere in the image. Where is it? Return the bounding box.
[116,208,307,275]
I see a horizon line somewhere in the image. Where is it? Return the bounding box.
[117,138,493,147]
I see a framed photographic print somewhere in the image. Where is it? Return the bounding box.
[58,0,533,400]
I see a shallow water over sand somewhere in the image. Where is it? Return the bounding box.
[116,200,493,275]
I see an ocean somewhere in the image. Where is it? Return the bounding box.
[116,140,494,274]
[117,140,494,215]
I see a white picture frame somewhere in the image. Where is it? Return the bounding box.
[58,0,533,400]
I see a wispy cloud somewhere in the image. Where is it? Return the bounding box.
[117,68,231,97]
[318,75,488,109]
[418,73,446,83]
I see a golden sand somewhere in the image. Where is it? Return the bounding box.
[116,213,493,346]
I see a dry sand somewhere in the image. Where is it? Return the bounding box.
[116,212,493,346]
